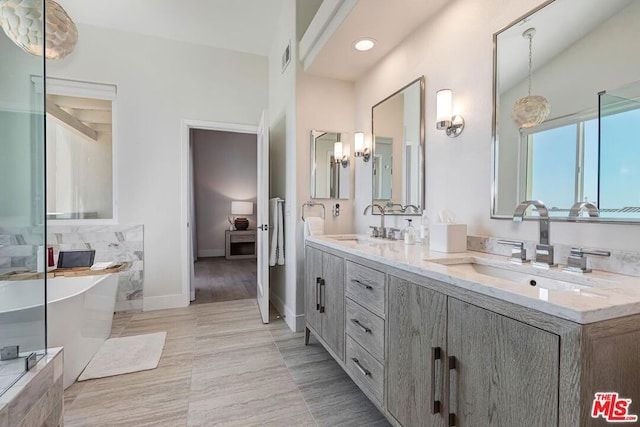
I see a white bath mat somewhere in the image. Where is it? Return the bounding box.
[78,331,167,381]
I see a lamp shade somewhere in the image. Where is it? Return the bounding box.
[231,201,253,216]
[354,132,364,152]
[436,89,452,123]
[334,142,343,159]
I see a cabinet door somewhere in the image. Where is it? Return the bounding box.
[387,276,447,427]
[304,246,323,333]
[448,298,559,427]
[321,251,345,360]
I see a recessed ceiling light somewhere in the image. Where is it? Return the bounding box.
[354,38,375,51]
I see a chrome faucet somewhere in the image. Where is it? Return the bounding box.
[363,204,386,237]
[512,200,555,268]
[403,204,420,214]
[568,201,600,218]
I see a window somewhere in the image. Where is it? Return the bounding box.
[44,79,116,221]
[522,100,640,219]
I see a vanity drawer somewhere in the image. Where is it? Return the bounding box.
[345,299,384,361]
[345,261,385,317]
[345,336,384,404]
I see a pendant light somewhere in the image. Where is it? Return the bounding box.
[511,28,550,129]
[0,0,78,60]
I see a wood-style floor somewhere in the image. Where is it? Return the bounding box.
[63,291,389,426]
[193,257,256,304]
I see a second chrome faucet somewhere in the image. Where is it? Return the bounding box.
[512,200,556,268]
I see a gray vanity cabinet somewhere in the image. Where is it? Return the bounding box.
[388,276,560,427]
[304,246,345,361]
[447,298,559,427]
[387,276,447,427]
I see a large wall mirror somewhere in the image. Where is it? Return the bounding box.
[493,0,640,222]
[310,130,350,199]
[372,76,424,215]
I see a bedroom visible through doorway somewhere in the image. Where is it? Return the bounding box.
[190,128,257,304]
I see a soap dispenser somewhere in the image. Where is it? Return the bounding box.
[403,219,416,245]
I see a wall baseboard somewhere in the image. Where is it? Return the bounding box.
[143,294,187,311]
[270,293,305,333]
[198,249,224,258]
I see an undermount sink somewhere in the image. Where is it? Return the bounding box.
[427,257,613,292]
[327,235,393,244]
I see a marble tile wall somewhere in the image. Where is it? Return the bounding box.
[0,224,144,312]
[0,348,64,427]
[468,235,640,277]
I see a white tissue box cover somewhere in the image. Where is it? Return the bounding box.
[430,223,467,253]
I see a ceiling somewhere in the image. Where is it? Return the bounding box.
[302,0,451,81]
[57,0,286,56]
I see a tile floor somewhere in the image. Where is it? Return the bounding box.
[63,299,389,426]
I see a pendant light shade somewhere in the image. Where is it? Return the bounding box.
[512,28,550,129]
[0,0,78,60]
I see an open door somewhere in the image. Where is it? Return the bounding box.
[256,111,270,323]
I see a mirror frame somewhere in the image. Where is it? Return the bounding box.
[371,76,425,215]
[491,0,640,224]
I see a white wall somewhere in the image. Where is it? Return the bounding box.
[354,0,640,252]
[192,130,257,257]
[48,24,268,309]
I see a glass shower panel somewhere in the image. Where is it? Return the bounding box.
[0,0,47,395]
[599,81,640,219]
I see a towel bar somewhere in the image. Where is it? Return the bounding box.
[301,201,325,221]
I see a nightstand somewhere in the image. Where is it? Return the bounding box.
[225,230,257,260]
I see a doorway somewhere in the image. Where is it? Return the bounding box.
[190,128,257,304]
[189,128,258,304]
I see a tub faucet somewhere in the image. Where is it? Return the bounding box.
[568,201,600,218]
[512,200,555,268]
[363,204,385,237]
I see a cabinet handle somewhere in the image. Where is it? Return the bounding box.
[319,278,325,313]
[448,355,457,427]
[430,347,442,414]
[315,277,321,310]
[350,318,372,333]
[351,357,371,377]
[351,279,373,290]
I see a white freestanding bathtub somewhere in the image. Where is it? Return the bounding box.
[0,274,118,388]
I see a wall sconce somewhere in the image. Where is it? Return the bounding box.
[334,141,349,168]
[436,89,465,138]
[353,132,370,162]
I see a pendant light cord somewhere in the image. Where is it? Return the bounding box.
[527,33,533,97]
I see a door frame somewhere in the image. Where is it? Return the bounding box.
[180,119,258,306]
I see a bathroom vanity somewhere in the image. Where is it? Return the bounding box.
[304,236,640,427]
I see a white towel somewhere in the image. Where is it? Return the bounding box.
[269,198,285,266]
[304,216,325,238]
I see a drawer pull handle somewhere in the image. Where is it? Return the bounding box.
[350,318,372,333]
[430,346,442,414]
[351,357,371,377]
[351,279,373,290]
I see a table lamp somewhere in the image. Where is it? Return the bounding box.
[230,201,253,230]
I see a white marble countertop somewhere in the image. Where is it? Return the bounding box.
[306,235,640,324]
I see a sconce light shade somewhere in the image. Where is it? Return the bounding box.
[436,89,452,127]
[0,0,78,60]
[436,89,464,138]
[353,131,370,162]
[230,201,253,230]
[333,141,349,168]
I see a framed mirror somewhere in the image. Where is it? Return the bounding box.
[372,76,425,215]
[492,0,640,222]
[310,130,350,199]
